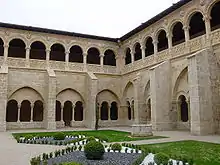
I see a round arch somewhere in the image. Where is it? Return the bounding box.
[50,43,65,61]
[104,49,116,66]
[87,47,100,65]
[6,99,18,122]
[8,38,26,58]
[156,29,168,52]
[125,48,132,65]
[209,0,220,31]
[133,42,142,61]
[69,45,83,63]
[145,36,154,56]
[30,41,46,60]
[171,21,185,46]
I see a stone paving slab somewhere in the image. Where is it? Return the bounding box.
[1,127,220,165]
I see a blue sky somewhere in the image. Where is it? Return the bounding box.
[0,0,179,38]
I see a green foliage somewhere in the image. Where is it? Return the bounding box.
[111,143,122,152]
[84,141,105,160]
[61,162,83,165]
[86,136,96,143]
[30,157,41,165]
[49,152,53,158]
[54,132,65,140]
[154,152,169,165]
[132,151,149,165]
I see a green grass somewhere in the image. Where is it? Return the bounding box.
[12,130,166,142]
[140,140,220,165]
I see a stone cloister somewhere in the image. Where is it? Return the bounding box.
[0,0,220,135]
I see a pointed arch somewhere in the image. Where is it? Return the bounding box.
[134,42,142,61]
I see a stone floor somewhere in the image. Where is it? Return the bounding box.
[1,127,220,165]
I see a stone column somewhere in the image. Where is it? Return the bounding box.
[131,49,134,64]
[203,15,211,43]
[30,103,34,122]
[150,60,172,131]
[153,39,158,54]
[183,26,190,53]
[17,103,21,122]
[0,67,8,131]
[65,51,69,70]
[141,45,146,61]
[100,54,104,67]
[187,48,215,135]
[83,53,87,71]
[167,33,173,50]
[3,44,8,63]
[46,49,50,68]
[71,104,75,126]
[25,47,30,67]
[61,103,64,122]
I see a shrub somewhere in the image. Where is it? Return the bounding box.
[86,136,96,143]
[154,152,169,165]
[54,132,65,140]
[84,141,105,160]
[30,157,40,165]
[49,152,53,158]
[61,149,65,155]
[79,145,82,151]
[111,143,122,152]
[125,148,128,153]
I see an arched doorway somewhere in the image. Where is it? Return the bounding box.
[178,95,189,122]
[101,101,108,120]
[63,101,73,126]
[6,100,18,122]
[74,101,83,121]
[110,102,118,120]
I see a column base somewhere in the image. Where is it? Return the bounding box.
[131,124,153,137]
[45,121,56,130]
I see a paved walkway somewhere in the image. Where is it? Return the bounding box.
[1,127,220,165]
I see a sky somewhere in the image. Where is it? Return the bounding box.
[0,0,179,38]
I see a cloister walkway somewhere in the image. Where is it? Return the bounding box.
[1,127,220,165]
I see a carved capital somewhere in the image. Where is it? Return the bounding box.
[99,54,104,58]
[83,53,87,57]
[3,44,9,48]
[183,25,190,31]
[46,49,51,53]
[65,51,70,54]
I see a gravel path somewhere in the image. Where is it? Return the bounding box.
[46,151,141,165]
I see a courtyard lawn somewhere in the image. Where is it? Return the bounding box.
[12,130,167,142]
[140,140,220,165]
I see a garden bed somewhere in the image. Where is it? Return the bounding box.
[45,151,141,165]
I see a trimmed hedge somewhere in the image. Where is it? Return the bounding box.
[84,141,105,160]
[111,143,122,152]
[54,132,65,140]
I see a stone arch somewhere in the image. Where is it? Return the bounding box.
[171,21,185,46]
[110,101,118,120]
[97,89,120,121]
[145,36,154,56]
[20,100,31,122]
[0,37,4,56]
[6,35,27,47]
[209,0,220,31]
[185,10,206,39]
[8,87,44,104]
[8,38,26,58]
[123,82,135,120]
[184,8,205,26]
[69,45,83,63]
[6,100,18,122]
[56,88,84,105]
[125,48,132,65]
[29,38,48,49]
[30,41,46,60]
[87,47,100,65]
[173,67,188,100]
[100,101,108,120]
[63,100,73,126]
[133,42,142,61]
[104,49,116,66]
[157,29,168,52]
[33,100,43,121]
[74,101,83,121]
[50,43,65,61]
